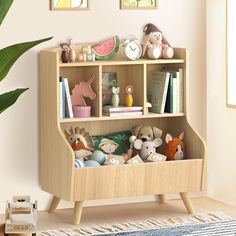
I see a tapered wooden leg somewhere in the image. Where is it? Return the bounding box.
[48,196,60,213]
[73,201,84,225]
[180,192,195,214]
[156,194,166,204]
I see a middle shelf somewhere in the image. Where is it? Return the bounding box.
[59,60,185,122]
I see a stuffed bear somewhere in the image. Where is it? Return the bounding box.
[132,125,162,142]
[165,132,184,160]
[143,23,174,59]
[133,138,164,161]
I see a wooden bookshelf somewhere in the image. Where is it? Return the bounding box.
[40,47,206,225]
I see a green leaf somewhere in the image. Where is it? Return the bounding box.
[0,88,28,113]
[0,37,53,82]
[0,0,14,25]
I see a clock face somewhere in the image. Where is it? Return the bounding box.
[124,41,142,60]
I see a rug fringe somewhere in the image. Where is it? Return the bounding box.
[40,212,232,236]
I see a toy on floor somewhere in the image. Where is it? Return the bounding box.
[142,23,174,59]
[71,76,97,118]
[112,87,120,107]
[5,196,37,236]
[132,125,162,141]
[125,85,134,107]
[133,137,163,161]
[165,132,184,160]
[64,127,101,167]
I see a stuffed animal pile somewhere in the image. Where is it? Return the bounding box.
[64,125,185,168]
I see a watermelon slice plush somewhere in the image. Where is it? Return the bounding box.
[92,36,120,60]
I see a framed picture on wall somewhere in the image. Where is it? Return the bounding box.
[120,0,157,10]
[50,0,89,11]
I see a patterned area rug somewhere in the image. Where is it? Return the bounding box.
[40,212,236,236]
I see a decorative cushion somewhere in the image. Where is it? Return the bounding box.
[93,130,131,155]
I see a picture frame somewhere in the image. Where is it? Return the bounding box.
[120,0,157,10]
[226,0,236,108]
[50,0,89,11]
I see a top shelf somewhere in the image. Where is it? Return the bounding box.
[59,58,185,67]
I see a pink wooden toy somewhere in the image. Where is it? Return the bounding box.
[71,76,97,117]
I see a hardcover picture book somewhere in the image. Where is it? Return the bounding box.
[102,72,117,106]
[148,71,170,114]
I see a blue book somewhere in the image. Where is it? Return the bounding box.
[59,77,66,119]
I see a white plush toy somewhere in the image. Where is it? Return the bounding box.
[133,138,163,161]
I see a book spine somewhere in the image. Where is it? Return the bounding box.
[160,72,170,114]
[103,107,143,112]
[62,77,73,118]
[103,112,143,117]
[104,110,143,114]
[179,69,184,112]
[173,77,178,113]
[59,81,65,119]
[169,75,174,113]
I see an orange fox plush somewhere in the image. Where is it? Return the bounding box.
[165,132,184,160]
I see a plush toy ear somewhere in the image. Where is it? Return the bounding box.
[134,139,143,150]
[165,133,173,144]
[129,135,137,144]
[179,132,184,140]
[153,138,162,148]
[132,125,143,137]
[152,127,162,138]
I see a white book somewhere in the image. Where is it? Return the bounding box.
[61,77,73,118]
[173,77,178,113]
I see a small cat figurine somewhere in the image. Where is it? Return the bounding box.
[112,87,120,107]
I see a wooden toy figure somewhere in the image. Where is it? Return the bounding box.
[60,43,70,63]
[112,87,120,107]
[125,85,134,107]
[68,39,76,62]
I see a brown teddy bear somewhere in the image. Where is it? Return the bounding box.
[131,125,162,141]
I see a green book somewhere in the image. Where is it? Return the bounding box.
[148,71,170,114]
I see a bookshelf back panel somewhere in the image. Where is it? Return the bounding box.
[102,65,145,107]
[60,66,100,117]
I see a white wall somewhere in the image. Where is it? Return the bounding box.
[207,0,236,206]
[0,0,206,213]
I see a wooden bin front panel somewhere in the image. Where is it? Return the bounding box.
[73,159,203,201]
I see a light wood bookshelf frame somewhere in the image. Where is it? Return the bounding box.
[40,47,206,225]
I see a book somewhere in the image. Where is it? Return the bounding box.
[59,79,65,119]
[103,106,143,113]
[103,111,143,117]
[163,68,184,113]
[102,72,117,106]
[60,77,73,118]
[148,71,170,114]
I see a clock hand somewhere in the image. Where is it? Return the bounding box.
[129,45,134,51]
